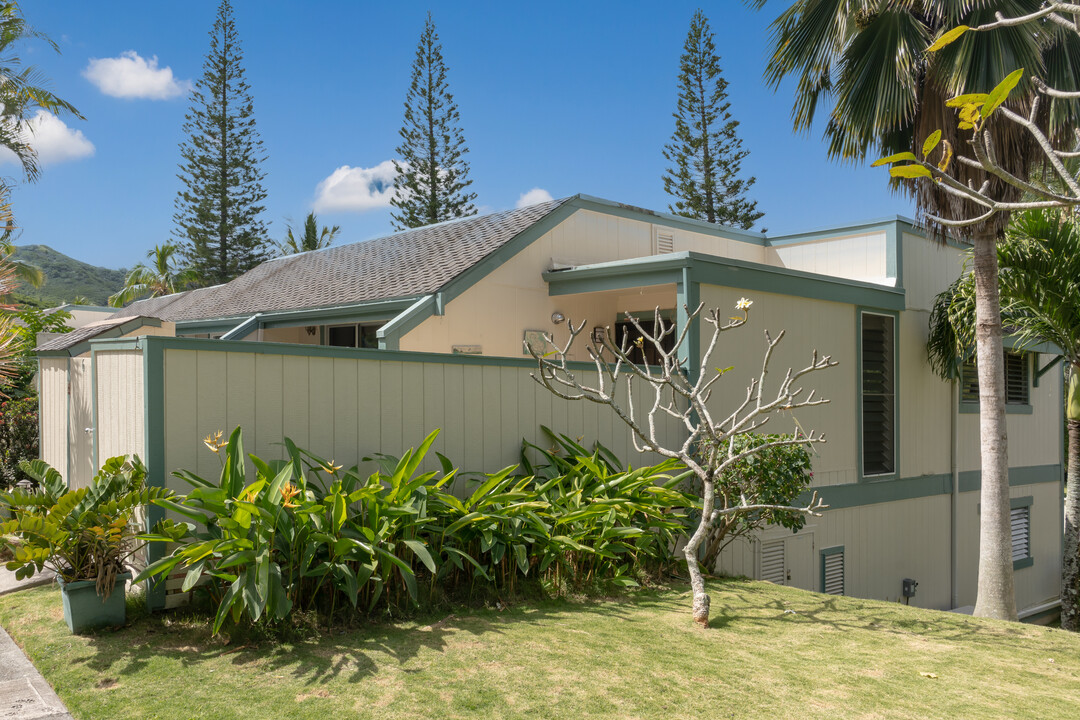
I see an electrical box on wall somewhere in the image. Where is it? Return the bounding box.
[902,578,918,598]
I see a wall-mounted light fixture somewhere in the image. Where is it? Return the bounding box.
[550,311,566,325]
[591,327,607,345]
[305,326,317,336]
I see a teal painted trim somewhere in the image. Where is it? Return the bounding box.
[378,295,436,351]
[137,334,602,372]
[799,473,952,510]
[220,314,262,340]
[1034,354,1063,386]
[676,268,699,381]
[142,336,166,611]
[573,194,768,245]
[958,401,1032,415]
[819,545,845,594]
[89,347,99,470]
[1011,495,1034,509]
[1014,556,1034,570]
[766,216,918,245]
[857,307,901,481]
[1003,336,1062,355]
[545,251,906,311]
[85,338,144,352]
[958,464,1063,493]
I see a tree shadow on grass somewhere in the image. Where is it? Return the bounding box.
[703,578,1036,648]
[68,590,659,686]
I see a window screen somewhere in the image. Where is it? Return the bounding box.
[1011,506,1031,563]
[760,540,786,586]
[961,351,1029,405]
[861,313,896,476]
[822,549,844,596]
[327,325,357,347]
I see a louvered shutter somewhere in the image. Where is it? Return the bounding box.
[1011,506,1030,562]
[760,540,786,585]
[654,231,674,254]
[1004,352,1029,405]
[861,314,896,475]
[822,550,844,596]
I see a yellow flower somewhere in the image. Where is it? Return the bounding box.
[322,461,342,474]
[280,482,301,508]
[203,430,225,454]
[735,297,753,311]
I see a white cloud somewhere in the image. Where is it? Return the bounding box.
[0,111,95,166]
[83,51,190,100]
[313,160,399,213]
[516,187,554,208]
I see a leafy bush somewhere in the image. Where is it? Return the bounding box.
[1,456,171,598]
[697,433,813,571]
[138,427,696,635]
[0,397,39,490]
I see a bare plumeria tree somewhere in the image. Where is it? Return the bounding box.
[528,300,836,627]
[879,4,1080,228]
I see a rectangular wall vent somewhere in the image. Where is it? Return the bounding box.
[822,549,844,596]
[760,540,786,585]
[1011,506,1030,562]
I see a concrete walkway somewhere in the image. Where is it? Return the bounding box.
[0,568,74,719]
[0,625,73,720]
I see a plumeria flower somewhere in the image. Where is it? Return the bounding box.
[735,297,753,311]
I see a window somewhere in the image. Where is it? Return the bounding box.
[760,540,786,586]
[1011,502,1032,570]
[615,315,676,366]
[960,351,1030,406]
[861,312,896,477]
[326,323,380,349]
[821,547,845,596]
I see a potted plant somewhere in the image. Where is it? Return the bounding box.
[0,456,170,633]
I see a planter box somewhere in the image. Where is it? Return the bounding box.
[58,571,131,633]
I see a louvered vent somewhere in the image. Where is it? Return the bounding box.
[1004,352,1029,405]
[861,313,895,475]
[1011,506,1031,562]
[822,550,844,595]
[960,358,980,403]
[761,540,786,585]
[654,232,674,254]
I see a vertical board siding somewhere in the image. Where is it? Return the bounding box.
[155,345,683,496]
[94,350,146,466]
[38,358,69,475]
[67,358,94,489]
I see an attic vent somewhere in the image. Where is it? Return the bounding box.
[822,548,845,595]
[760,540,786,585]
[1011,506,1030,562]
[653,228,675,254]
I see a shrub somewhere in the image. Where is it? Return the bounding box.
[138,427,696,634]
[0,397,38,490]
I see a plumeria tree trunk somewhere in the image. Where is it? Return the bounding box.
[1063,369,1080,631]
[971,233,1017,621]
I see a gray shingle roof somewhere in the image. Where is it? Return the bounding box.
[116,198,569,323]
[35,315,154,352]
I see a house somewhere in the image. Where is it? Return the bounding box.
[35,195,1064,619]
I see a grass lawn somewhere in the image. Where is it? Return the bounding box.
[2,579,1079,719]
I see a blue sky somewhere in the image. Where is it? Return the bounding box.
[10,1,914,270]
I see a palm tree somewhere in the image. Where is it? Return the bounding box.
[928,208,1080,630]
[0,2,82,190]
[760,0,1080,620]
[278,212,340,256]
[108,243,199,308]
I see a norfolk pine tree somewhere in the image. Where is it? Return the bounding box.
[391,13,477,230]
[663,9,763,230]
[174,0,269,285]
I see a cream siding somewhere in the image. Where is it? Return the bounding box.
[697,283,857,487]
[38,358,69,476]
[766,231,893,285]
[156,345,683,497]
[94,349,145,462]
[67,357,94,489]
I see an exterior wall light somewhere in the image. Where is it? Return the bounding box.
[551,312,566,325]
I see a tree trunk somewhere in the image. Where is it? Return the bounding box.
[683,474,714,627]
[1061,368,1080,631]
[971,233,1017,621]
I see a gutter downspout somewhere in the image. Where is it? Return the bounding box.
[950,376,960,609]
